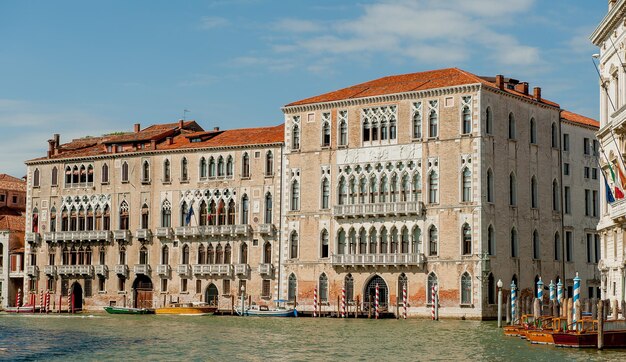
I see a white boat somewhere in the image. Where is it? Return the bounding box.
[237,300,297,317]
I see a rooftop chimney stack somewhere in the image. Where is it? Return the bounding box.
[514,82,529,95]
[214,127,220,131]
[533,87,542,102]
[178,119,184,129]
[495,75,504,90]
[151,139,157,150]
[167,137,173,145]
[53,134,60,155]
[47,139,55,158]
[134,123,141,133]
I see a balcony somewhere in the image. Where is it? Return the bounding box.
[25,232,41,244]
[57,264,76,275]
[174,226,200,238]
[258,263,274,276]
[258,224,274,236]
[333,201,424,219]
[610,199,626,221]
[85,230,112,242]
[113,230,131,242]
[76,265,94,276]
[136,229,152,240]
[192,264,233,276]
[219,225,235,235]
[331,253,425,267]
[134,264,151,275]
[94,265,108,276]
[43,265,56,276]
[26,265,39,276]
[43,232,57,243]
[234,264,250,275]
[114,264,129,277]
[177,264,191,275]
[155,227,173,239]
[234,225,250,236]
[156,264,171,276]
[198,225,219,236]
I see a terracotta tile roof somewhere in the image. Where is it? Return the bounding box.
[0,214,25,232]
[159,124,285,150]
[0,174,26,192]
[285,67,559,108]
[102,121,202,144]
[561,110,599,128]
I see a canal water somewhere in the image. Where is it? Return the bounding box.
[1,314,625,361]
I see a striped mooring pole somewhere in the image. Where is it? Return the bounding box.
[45,291,51,313]
[16,288,21,307]
[573,272,581,329]
[40,290,44,313]
[341,288,346,318]
[537,277,544,306]
[375,283,379,319]
[549,280,555,303]
[557,279,563,304]
[431,285,436,320]
[402,283,407,319]
[313,287,317,318]
[68,292,72,314]
[510,281,517,324]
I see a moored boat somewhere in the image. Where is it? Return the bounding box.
[526,317,566,345]
[3,305,42,314]
[552,319,598,348]
[237,304,297,317]
[155,302,217,316]
[103,306,154,315]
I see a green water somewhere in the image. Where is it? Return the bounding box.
[0,313,624,361]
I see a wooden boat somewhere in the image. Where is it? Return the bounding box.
[103,306,154,315]
[3,305,42,313]
[552,319,598,348]
[155,302,217,316]
[503,314,535,337]
[526,318,567,345]
[237,304,297,317]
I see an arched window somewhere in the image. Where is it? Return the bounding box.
[371,120,378,141]
[264,193,272,224]
[227,199,236,225]
[320,229,329,258]
[226,156,233,177]
[429,171,438,204]
[401,227,409,253]
[462,168,471,202]
[207,244,214,264]
[551,122,558,148]
[429,109,438,138]
[321,178,330,209]
[319,274,328,302]
[427,272,437,304]
[290,232,298,259]
[79,165,86,183]
[511,228,518,258]
[288,273,297,301]
[180,201,189,226]
[200,157,207,179]
[380,227,388,253]
[224,243,232,264]
[121,162,129,183]
[139,245,149,265]
[485,107,493,135]
[119,246,126,265]
[389,114,397,140]
[161,245,169,264]
[217,156,225,177]
[50,206,57,232]
[412,226,421,254]
[530,118,537,144]
[554,232,561,261]
[199,201,208,226]
[390,173,398,202]
[344,274,354,301]
[461,272,472,304]
[338,176,347,205]
[462,223,472,255]
[413,103,422,138]
[488,225,495,255]
[241,194,249,224]
[72,165,79,184]
[197,244,206,264]
[31,207,39,232]
[380,175,388,203]
[359,228,367,254]
[102,163,109,184]
[119,201,129,230]
[348,228,357,254]
[508,113,516,139]
[461,106,471,134]
[429,226,438,256]
[292,124,300,150]
[51,167,58,186]
[369,228,377,254]
[240,242,248,264]
[263,242,272,264]
[103,205,110,231]
[531,176,538,208]
[488,273,496,304]
[242,153,250,178]
[369,176,377,203]
[552,180,560,211]
[337,229,346,254]
[390,227,398,253]
[181,157,188,181]
[533,230,540,259]
[163,159,171,183]
[217,200,226,225]
[265,151,273,176]
[65,166,72,185]
[142,161,150,182]
[322,121,330,147]
[87,164,93,183]
[412,172,421,201]
[359,177,367,204]
[509,173,516,206]
[161,200,171,228]
[339,119,348,146]
[291,180,300,211]
[487,169,494,203]
[141,203,149,229]
[363,120,370,142]
[209,157,216,177]
[182,244,190,264]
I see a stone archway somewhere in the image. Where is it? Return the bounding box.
[71,282,83,311]
[364,275,388,309]
[205,283,219,306]
[132,275,153,308]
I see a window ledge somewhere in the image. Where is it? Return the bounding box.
[264,173,274,178]
[180,291,189,295]
[121,181,129,184]
[412,137,423,142]
[98,291,107,294]
[117,291,127,294]
[290,148,301,153]
[261,295,271,300]
[180,180,189,184]
[337,145,348,149]
[241,176,251,180]
[460,303,474,308]
[321,145,331,150]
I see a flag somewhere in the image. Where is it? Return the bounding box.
[607,163,624,199]
[605,174,616,203]
[185,205,194,226]
[608,162,617,183]
[617,163,626,190]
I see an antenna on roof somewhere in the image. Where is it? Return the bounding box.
[183,109,190,121]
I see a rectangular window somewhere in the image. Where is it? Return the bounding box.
[593,140,599,156]
[0,194,5,202]
[98,277,105,292]
[196,280,202,294]
[262,279,271,298]
[584,167,590,179]
[47,278,55,291]
[564,186,571,214]
[566,231,573,262]
[583,138,590,155]
[563,133,569,151]
[594,234,600,263]
[181,278,188,292]
[586,233,592,263]
[563,163,570,176]
[118,276,126,292]
[223,279,231,295]
[592,168,598,180]
[84,279,92,297]
[585,189,590,216]
[593,190,598,217]
[161,278,167,292]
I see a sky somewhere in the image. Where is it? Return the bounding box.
[0,0,609,177]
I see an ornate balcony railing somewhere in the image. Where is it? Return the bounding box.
[43,265,56,276]
[331,253,425,267]
[192,264,233,276]
[155,227,173,239]
[133,264,151,275]
[136,229,152,239]
[26,265,39,276]
[114,264,129,277]
[177,264,191,275]
[56,264,94,276]
[43,231,112,243]
[113,230,131,242]
[25,232,41,244]
[333,201,423,219]
[174,226,200,238]
[156,264,171,276]
[258,263,274,276]
[94,265,108,276]
[258,224,274,235]
[234,264,250,275]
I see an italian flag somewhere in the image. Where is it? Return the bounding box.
[608,162,625,199]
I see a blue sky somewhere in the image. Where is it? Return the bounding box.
[0,0,608,177]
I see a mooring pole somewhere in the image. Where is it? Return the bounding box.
[497,279,503,328]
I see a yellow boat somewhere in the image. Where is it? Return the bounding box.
[155,302,217,316]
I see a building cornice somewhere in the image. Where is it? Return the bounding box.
[24,142,284,167]
[590,0,626,45]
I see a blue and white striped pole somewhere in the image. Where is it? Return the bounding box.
[511,281,517,324]
[549,280,555,302]
[537,277,544,304]
[573,272,580,329]
[557,279,563,305]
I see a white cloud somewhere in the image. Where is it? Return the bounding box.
[273,18,323,33]
[199,16,229,29]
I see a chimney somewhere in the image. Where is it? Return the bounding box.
[495,75,504,90]
[178,119,184,129]
[134,123,141,133]
[47,139,55,158]
[167,137,173,145]
[213,127,220,131]
[112,144,117,154]
[533,87,542,102]
[514,82,529,95]
[151,139,157,150]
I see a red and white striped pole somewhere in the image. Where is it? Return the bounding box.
[313,287,318,318]
[375,283,379,319]
[45,291,50,313]
[40,290,44,313]
[31,292,35,313]
[431,285,435,320]
[68,292,72,314]
[16,288,21,308]
[402,283,407,320]
[341,288,346,318]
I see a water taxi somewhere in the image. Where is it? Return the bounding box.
[237,304,297,317]
[103,306,154,315]
[155,302,217,316]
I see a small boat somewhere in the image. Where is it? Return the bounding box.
[155,302,217,316]
[526,317,567,345]
[238,304,297,317]
[552,319,598,348]
[103,306,154,315]
[3,305,42,313]
[503,314,535,337]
